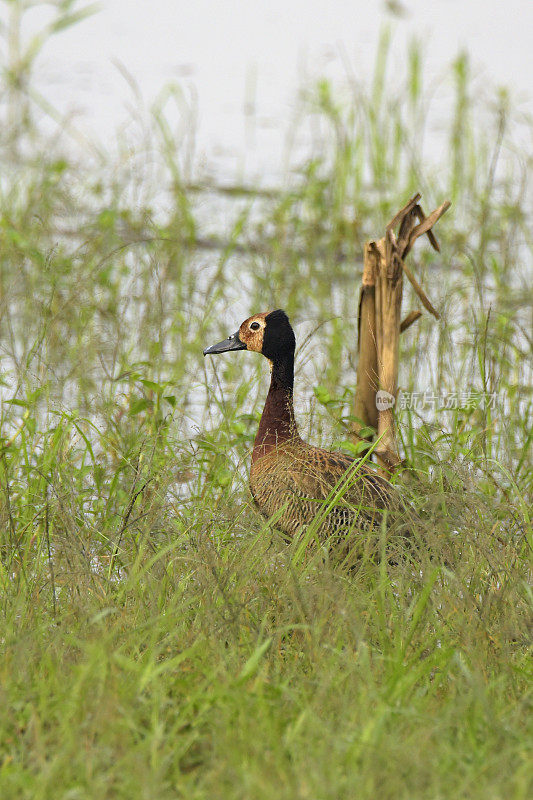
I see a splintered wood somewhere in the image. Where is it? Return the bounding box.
[352,193,450,473]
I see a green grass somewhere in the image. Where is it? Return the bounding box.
[0,4,531,798]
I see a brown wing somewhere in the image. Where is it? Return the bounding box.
[285,444,392,505]
[258,443,395,537]
[249,437,399,538]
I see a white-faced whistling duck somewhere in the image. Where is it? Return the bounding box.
[203,309,395,541]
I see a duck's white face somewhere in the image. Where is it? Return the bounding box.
[238,312,269,353]
[203,309,294,359]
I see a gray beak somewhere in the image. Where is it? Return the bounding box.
[203,330,247,356]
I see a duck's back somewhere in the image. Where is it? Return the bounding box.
[249,438,395,539]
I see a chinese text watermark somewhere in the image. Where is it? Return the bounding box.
[375,390,498,412]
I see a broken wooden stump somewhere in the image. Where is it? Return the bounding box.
[352,193,450,473]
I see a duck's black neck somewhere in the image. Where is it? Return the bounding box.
[270,352,294,393]
[252,351,298,462]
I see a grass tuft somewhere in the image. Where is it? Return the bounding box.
[0,5,531,798]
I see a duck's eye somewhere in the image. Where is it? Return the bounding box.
[250,321,260,331]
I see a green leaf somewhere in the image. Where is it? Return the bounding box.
[140,379,164,393]
[129,398,153,416]
[337,439,371,456]
[93,464,105,490]
[237,638,272,683]
[96,208,117,230]
[313,385,332,404]
[5,399,30,408]
[358,426,376,439]
[215,468,232,487]
[51,5,100,35]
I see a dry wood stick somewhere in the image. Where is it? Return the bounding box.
[352,193,450,474]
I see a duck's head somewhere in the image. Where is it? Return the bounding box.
[203,309,295,360]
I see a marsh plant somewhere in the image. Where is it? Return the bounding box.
[0,3,530,798]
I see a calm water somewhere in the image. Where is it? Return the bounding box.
[22,0,533,185]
